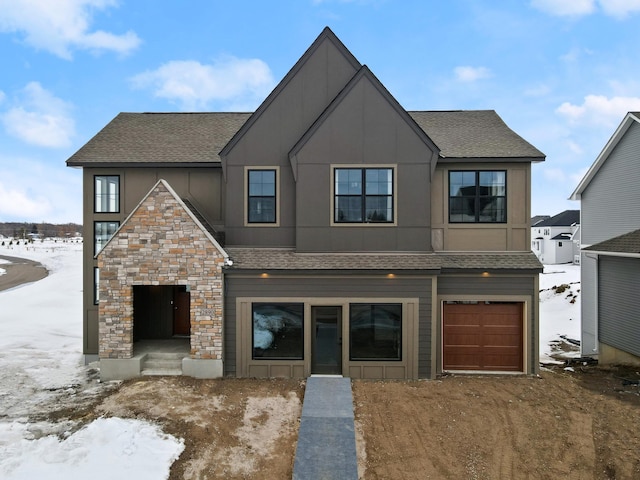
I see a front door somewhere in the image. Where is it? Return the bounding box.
[173,287,191,336]
[311,306,342,375]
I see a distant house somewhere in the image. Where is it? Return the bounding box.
[530,215,550,227]
[571,111,640,365]
[66,27,545,381]
[531,210,580,264]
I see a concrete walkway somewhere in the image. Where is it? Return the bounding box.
[293,376,358,480]
[0,254,48,292]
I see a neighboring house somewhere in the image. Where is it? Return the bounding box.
[67,27,545,381]
[531,210,580,264]
[531,215,550,227]
[570,111,640,365]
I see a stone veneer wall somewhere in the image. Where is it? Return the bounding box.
[97,182,225,360]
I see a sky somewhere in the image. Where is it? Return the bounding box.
[1,0,639,224]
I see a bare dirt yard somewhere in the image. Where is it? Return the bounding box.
[44,365,640,480]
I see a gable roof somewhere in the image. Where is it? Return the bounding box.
[535,210,580,227]
[584,228,640,256]
[570,111,640,200]
[409,110,545,161]
[97,179,228,259]
[67,112,250,167]
[219,26,361,160]
[288,65,440,179]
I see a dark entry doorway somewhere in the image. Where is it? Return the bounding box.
[133,285,191,341]
[311,306,342,375]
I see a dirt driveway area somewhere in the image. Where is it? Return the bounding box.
[51,365,640,480]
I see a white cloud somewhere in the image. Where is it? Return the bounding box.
[453,66,492,83]
[599,0,640,18]
[531,0,595,17]
[130,57,275,111]
[0,181,51,219]
[1,82,75,148]
[0,0,140,59]
[556,94,640,126]
[531,0,640,18]
[543,167,567,182]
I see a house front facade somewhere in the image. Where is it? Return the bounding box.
[571,111,640,365]
[531,210,580,264]
[67,28,545,380]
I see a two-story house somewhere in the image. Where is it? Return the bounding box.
[67,27,545,381]
[531,210,580,264]
[571,111,640,365]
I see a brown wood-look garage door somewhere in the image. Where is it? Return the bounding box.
[443,302,523,372]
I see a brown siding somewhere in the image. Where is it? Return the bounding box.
[431,163,532,251]
[223,275,433,378]
[292,74,435,252]
[223,37,359,247]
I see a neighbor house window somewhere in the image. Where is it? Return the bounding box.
[252,303,304,359]
[94,221,119,255]
[350,303,402,361]
[95,175,120,213]
[94,267,99,305]
[449,171,506,223]
[334,168,394,223]
[247,169,276,223]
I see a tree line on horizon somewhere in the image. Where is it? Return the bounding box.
[0,222,83,239]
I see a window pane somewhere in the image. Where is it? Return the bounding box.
[478,196,505,222]
[365,168,392,195]
[350,304,402,360]
[94,267,100,305]
[248,197,275,223]
[94,221,119,254]
[449,196,476,223]
[365,196,392,222]
[479,171,505,196]
[95,176,119,213]
[335,196,362,222]
[253,303,304,359]
[335,169,362,195]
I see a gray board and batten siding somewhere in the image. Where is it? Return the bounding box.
[598,256,640,357]
[581,121,640,245]
[223,275,434,379]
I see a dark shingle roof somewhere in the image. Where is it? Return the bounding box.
[585,229,640,255]
[67,109,544,167]
[223,248,542,272]
[66,112,251,166]
[409,110,545,160]
[536,210,580,227]
[531,215,551,226]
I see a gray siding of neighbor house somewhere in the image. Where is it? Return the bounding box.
[437,274,538,374]
[582,121,640,245]
[82,166,223,355]
[223,275,433,377]
[223,36,359,248]
[580,252,598,355]
[291,73,435,252]
[598,256,640,357]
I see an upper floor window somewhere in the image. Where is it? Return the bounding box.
[95,175,120,213]
[247,169,276,223]
[334,168,394,223]
[449,170,506,223]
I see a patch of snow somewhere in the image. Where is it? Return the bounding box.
[0,417,184,479]
[0,267,5,276]
[539,264,582,364]
[0,239,184,478]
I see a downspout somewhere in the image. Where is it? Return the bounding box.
[585,252,599,354]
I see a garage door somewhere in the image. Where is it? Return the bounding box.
[443,302,523,372]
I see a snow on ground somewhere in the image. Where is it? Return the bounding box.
[539,263,582,364]
[0,239,184,480]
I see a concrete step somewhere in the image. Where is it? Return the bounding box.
[141,352,188,376]
[141,368,183,376]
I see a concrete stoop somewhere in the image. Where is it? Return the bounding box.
[141,352,188,376]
